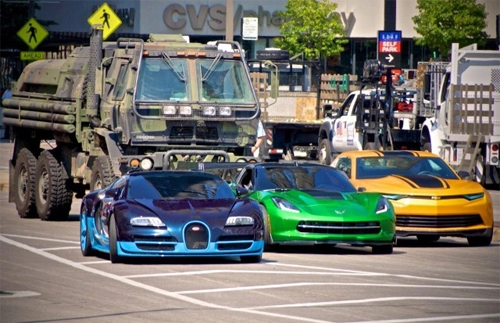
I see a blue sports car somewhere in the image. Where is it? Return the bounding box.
[79,170,264,263]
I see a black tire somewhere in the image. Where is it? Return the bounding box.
[372,244,393,254]
[80,203,95,257]
[417,235,440,242]
[35,150,73,221]
[91,156,116,191]
[14,148,38,218]
[318,138,333,165]
[467,231,493,247]
[261,206,276,251]
[241,254,262,263]
[109,215,122,263]
[422,142,432,152]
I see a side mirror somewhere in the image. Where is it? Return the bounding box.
[357,187,366,192]
[235,186,249,197]
[104,188,120,200]
[457,170,471,180]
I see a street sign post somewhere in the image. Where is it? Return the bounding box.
[88,3,122,40]
[242,17,258,41]
[377,30,402,69]
[17,18,48,50]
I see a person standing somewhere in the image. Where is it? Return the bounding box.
[251,120,266,157]
[1,83,12,139]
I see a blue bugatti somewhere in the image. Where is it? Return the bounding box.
[79,170,264,263]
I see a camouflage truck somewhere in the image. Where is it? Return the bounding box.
[2,28,262,220]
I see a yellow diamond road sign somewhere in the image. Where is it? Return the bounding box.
[17,18,49,50]
[88,3,122,40]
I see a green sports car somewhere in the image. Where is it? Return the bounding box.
[230,162,396,254]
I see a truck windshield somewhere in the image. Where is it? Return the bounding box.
[197,59,255,103]
[136,58,188,101]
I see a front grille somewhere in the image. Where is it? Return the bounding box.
[196,126,218,140]
[218,235,255,241]
[170,126,193,139]
[170,126,218,140]
[218,242,253,250]
[297,221,381,234]
[396,214,483,228]
[136,244,175,251]
[184,223,209,250]
[133,235,177,251]
[133,235,177,243]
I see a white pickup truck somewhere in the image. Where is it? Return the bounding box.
[317,87,422,165]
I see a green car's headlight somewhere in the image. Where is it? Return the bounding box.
[376,198,390,214]
[271,197,300,213]
[130,216,166,227]
[226,216,254,226]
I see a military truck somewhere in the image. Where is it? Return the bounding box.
[2,28,262,220]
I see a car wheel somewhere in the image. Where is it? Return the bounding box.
[318,138,332,165]
[240,254,262,263]
[91,156,116,191]
[417,235,440,242]
[35,150,73,221]
[372,244,393,254]
[467,231,493,247]
[261,206,275,251]
[109,215,122,263]
[80,204,95,257]
[14,148,38,218]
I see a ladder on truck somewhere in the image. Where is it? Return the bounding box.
[456,134,484,180]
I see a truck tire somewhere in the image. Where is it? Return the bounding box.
[35,150,73,221]
[14,148,38,218]
[318,139,333,165]
[91,156,115,191]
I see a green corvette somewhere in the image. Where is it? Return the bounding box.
[229,162,396,254]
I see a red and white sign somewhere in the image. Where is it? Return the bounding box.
[379,41,401,53]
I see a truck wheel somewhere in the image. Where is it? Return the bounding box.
[35,150,73,221]
[91,156,115,191]
[14,148,38,218]
[318,139,332,165]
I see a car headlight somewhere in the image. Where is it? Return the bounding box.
[219,106,231,116]
[376,198,390,214]
[179,105,192,115]
[203,106,217,116]
[140,158,154,170]
[130,216,166,227]
[271,197,300,213]
[463,192,484,200]
[382,194,407,200]
[163,105,176,115]
[225,216,254,226]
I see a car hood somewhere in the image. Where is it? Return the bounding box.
[354,174,485,196]
[262,189,379,215]
[131,198,236,224]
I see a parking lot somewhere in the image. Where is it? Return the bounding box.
[1,140,499,322]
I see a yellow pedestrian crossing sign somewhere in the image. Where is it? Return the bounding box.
[88,3,122,40]
[17,18,49,50]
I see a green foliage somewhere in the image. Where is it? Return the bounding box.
[412,0,488,57]
[275,0,347,60]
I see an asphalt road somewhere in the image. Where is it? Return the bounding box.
[1,140,499,323]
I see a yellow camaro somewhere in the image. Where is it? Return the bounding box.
[331,150,493,246]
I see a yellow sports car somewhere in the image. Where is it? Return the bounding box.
[331,150,493,246]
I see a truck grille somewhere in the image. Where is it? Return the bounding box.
[184,223,209,250]
[297,221,381,234]
[396,215,483,228]
[170,126,218,140]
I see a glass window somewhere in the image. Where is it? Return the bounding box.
[136,58,188,101]
[114,63,128,100]
[197,59,255,103]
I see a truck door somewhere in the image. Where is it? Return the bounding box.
[332,93,358,152]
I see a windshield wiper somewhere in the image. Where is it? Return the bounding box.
[201,53,223,81]
[161,52,186,82]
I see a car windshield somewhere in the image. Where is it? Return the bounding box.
[355,156,459,180]
[254,166,356,192]
[197,59,255,103]
[127,171,236,199]
[135,58,188,101]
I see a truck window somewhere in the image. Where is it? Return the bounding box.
[198,60,254,103]
[114,63,129,100]
[136,58,188,101]
[339,94,355,117]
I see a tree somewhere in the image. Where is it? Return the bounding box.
[275,0,347,60]
[412,0,488,58]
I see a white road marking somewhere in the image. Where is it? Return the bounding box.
[177,282,499,295]
[40,246,80,251]
[124,270,383,279]
[78,260,110,265]
[244,296,500,310]
[349,313,500,323]
[2,234,78,244]
[0,291,41,298]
